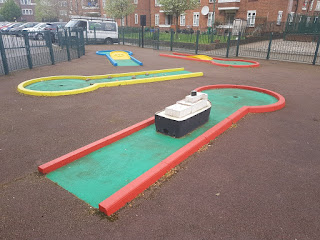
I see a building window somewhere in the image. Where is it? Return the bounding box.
[59,1,67,7]
[276,11,283,25]
[22,9,33,15]
[209,0,215,3]
[134,0,138,4]
[135,14,138,24]
[60,10,67,16]
[226,12,235,25]
[288,12,295,23]
[155,14,159,26]
[165,15,172,25]
[207,12,214,27]
[247,10,256,27]
[180,14,185,26]
[121,17,125,26]
[302,0,308,10]
[20,0,31,5]
[315,0,320,11]
[309,0,315,11]
[193,12,199,26]
[155,0,161,6]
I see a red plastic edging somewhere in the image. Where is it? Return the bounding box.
[98,85,285,215]
[39,85,285,216]
[38,117,155,174]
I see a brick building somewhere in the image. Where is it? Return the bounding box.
[113,0,320,32]
[0,0,36,22]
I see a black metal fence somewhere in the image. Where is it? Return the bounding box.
[117,25,320,65]
[0,28,85,75]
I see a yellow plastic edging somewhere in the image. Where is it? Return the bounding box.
[17,68,203,97]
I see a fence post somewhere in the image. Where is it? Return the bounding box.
[312,35,320,65]
[157,28,160,50]
[226,32,231,58]
[85,29,88,44]
[122,27,125,45]
[266,32,273,60]
[23,31,33,69]
[195,30,200,55]
[0,33,9,75]
[170,29,174,51]
[79,30,85,56]
[236,31,241,57]
[64,29,71,61]
[45,31,55,65]
[76,30,81,58]
[139,29,141,47]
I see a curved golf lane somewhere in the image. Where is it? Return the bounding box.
[46,88,278,208]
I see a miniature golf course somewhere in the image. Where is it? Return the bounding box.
[160,52,260,68]
[96,50,143,66]
[17,68,202,96]
[39,85,285,216]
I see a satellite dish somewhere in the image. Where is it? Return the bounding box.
[201,6,209,16]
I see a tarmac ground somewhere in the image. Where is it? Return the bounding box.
[1,45,320,240]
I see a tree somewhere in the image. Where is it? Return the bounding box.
[35,0,59,22]
[104,0,136,26]
[159,0,200,32]
[0,0,21,22]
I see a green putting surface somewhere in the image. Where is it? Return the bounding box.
[47,88,277,208]
[116,59,140,66]
[212,60,256,65]
[25,71,191,92]
[212,60,255,65]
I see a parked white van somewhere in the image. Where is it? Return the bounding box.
[65,16,118,44]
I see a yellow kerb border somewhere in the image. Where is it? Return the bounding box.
[17,68,203,97]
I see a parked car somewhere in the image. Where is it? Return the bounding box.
[65,17,118,44]
[1,22,23,32]
[10,22,38,32]
[23,23,47,40]
[44,22,66,42]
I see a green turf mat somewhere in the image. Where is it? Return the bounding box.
[212,60,255,65]
[47,88,277,208]
[116,59,140,66]
[25,71,191,92]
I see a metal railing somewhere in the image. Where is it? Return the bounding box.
[117,25,320,65]
[0,28,85,75]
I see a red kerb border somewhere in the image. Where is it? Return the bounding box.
[38,85,285,216]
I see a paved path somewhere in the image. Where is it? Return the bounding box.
[1,45,320,239]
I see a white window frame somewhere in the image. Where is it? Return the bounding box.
[121,17,125,26]
[59,10,67,16]
[134,0,138,4]
[155,0,161,7]
[207,12,215,27]
[180,14,185,26]
[193,12,200,26]
[155,14,159,26]
[276,11,283,25]
[20,0,31,5]
[247,10,256,27]
[22,9,33,15]
[309,0,315,11]
[302,0,308,10]
[135,14,139,24]
[315,0,320,11]
[288,12,295,23]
